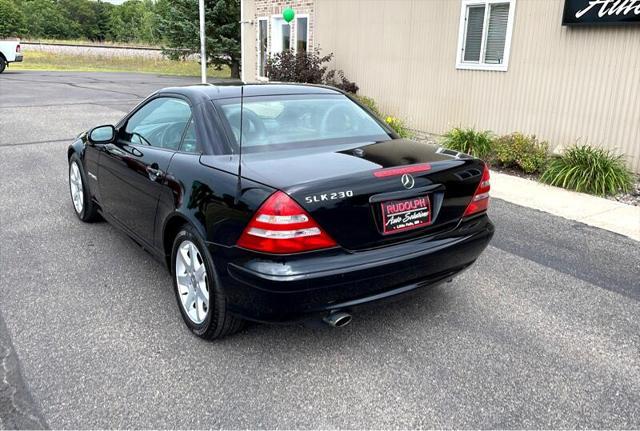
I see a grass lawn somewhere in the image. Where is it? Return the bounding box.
[13,51,231,78]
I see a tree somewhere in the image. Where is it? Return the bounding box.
[21,0,75,39]
[139,0,161,44]
[58,0,98,40]
[153,0,171,43]
[105,0,160,44]
[161,0,241,78]
[0,0,27,38]
[109,0,143,42]
[92,1,115,42]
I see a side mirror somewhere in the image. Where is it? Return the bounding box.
[88,125,115,144]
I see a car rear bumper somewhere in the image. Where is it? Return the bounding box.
[212,215,494,323]
[13,54,23,62]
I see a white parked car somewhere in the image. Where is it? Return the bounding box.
[0,39,23,73]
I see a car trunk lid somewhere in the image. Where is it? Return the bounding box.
[201,139,487,251]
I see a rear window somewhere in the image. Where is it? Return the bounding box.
[215,94,391,153]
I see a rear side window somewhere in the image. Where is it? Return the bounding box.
[215,94,391,153]
[180,119,202,153]
[122,97,192,150]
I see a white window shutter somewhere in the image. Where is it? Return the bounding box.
[463,5,485,62]
[484,3,510,64]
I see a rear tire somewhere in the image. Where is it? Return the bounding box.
[0,57,6,74]
[171,225,244,340]
[68,153,99,222]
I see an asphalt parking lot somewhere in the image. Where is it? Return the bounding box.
[1,70,639,429]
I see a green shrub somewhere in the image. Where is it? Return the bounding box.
[265,49,330,84]
[385,116,413,139]
[353,95,381,117]
[324,69,359,94]
[540,145,633,196]
[493,133,549,174]
[350,95,412,138]
[441,127,493,158]
[265,49,359,93]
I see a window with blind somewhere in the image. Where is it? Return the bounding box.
[457,0,515,71]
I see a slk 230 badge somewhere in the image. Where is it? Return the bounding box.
[304,190,354,203]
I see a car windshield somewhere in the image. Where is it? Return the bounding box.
[215,94,391,153]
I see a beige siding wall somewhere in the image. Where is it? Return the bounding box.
[242,0,640,172]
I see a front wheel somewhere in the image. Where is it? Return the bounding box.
[68,154,99,222]
[171,225,244,339]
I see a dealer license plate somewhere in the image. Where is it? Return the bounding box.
[380,195,432,234]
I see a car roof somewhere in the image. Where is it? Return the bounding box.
[157,82,344,105]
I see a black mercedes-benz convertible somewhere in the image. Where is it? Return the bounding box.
[67,83,494,339]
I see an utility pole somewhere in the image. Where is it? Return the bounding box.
[199,0,206,84]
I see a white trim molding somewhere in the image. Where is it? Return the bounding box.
[456,0,516,72]
[270,14,292,54]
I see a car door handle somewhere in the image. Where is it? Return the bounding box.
[146,164,164,181]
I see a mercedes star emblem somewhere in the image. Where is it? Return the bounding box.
[401,173,415,189]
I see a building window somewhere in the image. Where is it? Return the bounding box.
[258,18,268,77]
[296,16,308,53]
[456,0,516,72]
[271,16,291,54]
[282,23,291,50]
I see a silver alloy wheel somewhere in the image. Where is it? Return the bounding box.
[69,161,84,214]
[175,240,209,324]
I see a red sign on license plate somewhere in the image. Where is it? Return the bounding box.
[380,196,432,234]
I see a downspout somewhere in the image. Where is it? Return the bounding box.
[240,0,246,83]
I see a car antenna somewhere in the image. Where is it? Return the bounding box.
[235,84,244,205]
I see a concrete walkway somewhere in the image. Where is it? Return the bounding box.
[491,171,640,241]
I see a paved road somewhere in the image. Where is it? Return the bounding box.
[1,71,639,429]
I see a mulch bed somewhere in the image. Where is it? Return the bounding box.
[609,178,640,207]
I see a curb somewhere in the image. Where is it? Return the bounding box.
[490,170,640,241]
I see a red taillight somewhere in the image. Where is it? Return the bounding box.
[463,164,490,217]
[237,191,337,254]
[373,163,431,178]
[16,44,20,53]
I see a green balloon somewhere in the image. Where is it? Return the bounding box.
[283,7,295,23]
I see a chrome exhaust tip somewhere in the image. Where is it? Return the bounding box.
[323,311,352,328]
